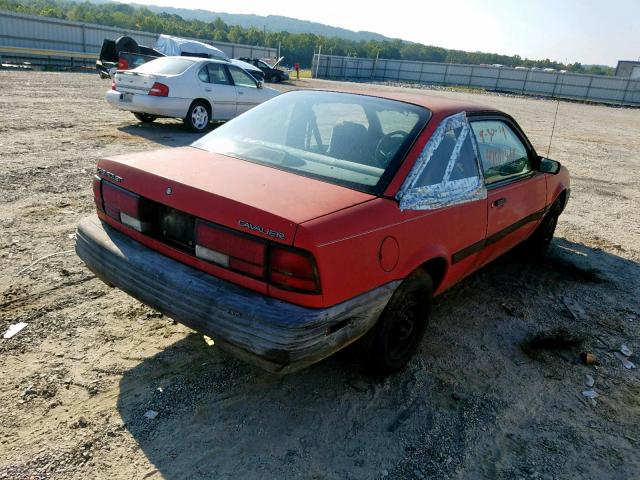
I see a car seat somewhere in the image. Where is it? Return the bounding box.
[329,121,369,163]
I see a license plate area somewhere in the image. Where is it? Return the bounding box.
[155,206,196,252]
[120,92,133,103]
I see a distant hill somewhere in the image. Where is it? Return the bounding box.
[3,0,614,73]
[127,3,393,42]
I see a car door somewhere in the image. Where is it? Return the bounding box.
[226,65,263,115]
[468,116,546,267]
[395,112,488,290]
[197,62,236,120]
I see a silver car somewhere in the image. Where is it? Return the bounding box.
[106,56,280,132]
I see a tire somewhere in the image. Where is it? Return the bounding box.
[183,101,210,133]
[360,271,433,375]
[524,198,562,256]
[271,74,281,83]
[114,36,138,55]
[133,112,157,123]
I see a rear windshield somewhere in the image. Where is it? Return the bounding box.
[135,57,195,75]
[192,91,430,194]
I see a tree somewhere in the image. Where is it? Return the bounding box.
[1,0,613,72]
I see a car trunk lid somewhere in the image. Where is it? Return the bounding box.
[97,147,375,246]
[115,70,165,94]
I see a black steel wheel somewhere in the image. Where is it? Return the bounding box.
[361,271,433,375]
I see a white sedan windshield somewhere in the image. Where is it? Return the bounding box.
[192,91,430,193]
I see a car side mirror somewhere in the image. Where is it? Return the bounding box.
[539,157,561,174]
[257,80,263,89]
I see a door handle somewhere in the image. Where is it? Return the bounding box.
[204,88,212,92]
[492,198,507,207]
[238,91,244,95]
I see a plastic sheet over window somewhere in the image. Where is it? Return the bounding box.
[396,112,487,211]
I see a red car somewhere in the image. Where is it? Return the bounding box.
[76,89,570,374]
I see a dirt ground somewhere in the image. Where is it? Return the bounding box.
[0,71,639,480]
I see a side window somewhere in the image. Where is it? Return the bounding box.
[470,120,531,184]
[206,64,231,85]
[397,112,487,211]
[413,124,478,186]
[228,66,257,88]
[197,66,209,83]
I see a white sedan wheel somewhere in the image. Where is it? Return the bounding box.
[190,105,209,131]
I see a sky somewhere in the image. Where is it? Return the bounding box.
[131,0,640,66]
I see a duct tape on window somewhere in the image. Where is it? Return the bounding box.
[397,112,487,211]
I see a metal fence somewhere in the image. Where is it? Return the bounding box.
[0,10,277,68]
[312,54,640,107]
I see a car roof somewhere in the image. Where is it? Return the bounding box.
[163,55,229,65]
[303,86,498,117]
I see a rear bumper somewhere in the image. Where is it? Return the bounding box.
[105,90,190,118]
[75,215,398,373]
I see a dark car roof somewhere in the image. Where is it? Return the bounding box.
[308,86,497,118]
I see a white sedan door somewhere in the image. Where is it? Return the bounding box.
[197,63,237,121]
[227,65,265,115]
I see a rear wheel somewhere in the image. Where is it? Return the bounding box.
[133,112,157,123]
[184,101,210,133]
[270,74,281,83]
[360,271,433,375]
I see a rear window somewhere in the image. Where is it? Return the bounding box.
[192,91,430,194]
[135,57,195,75]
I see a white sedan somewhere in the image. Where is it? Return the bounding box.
[105,56,280,132]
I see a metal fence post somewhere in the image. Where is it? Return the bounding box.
[621,78,632,105]
[550,72,560,98]
[494,67,502,90]
[468,66,474,86]
[521,69,530,94]
[315,46,322,78]
[371,51,378,79]
[81,25,86,53]
[584,75,594,101]
[443,63,450,85]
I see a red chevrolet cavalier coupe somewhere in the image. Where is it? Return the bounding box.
[76,89,570,374]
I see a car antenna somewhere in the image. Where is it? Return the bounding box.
[546,71,565,157]
[546,99,560,158]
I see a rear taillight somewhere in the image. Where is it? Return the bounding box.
[111,80,116,91]
[269,246,320,293]
[195,220,320,293]
[117,58,129,70]
[148,82,169,97]
[95,185,320,294]
[195,220,266,279]
[101,181,151,233]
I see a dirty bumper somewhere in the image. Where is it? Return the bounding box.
[75,215,399,373]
